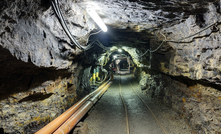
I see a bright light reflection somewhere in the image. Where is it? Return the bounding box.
[118,49,122,52]
[87,9,107,32]
[113,55,117,59]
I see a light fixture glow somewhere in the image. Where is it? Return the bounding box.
[87,9,108,32]
[113,55,117,59]
[118,49,122,52]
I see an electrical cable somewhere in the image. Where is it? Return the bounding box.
[166,21,219,43]
[96,39,110,50]
[95,66,108,84]
[138,32,166,57]
[102,56,109,66]
[51,0,83,49]
[95,72,107,84]
[52,0,109,52]
[86,30,102,45]
[138,21,219,57]
[83,38,97,51]
[51,0,96,50]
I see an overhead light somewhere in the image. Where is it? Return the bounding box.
[118,49,122,52]
[113,55,117,59]
[87,9,108,32]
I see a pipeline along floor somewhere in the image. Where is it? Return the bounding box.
[83,74,192,134]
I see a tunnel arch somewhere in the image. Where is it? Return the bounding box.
[98,45,152,69]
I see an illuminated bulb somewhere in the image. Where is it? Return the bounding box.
[118,49,122,52]
[87,9,108,32]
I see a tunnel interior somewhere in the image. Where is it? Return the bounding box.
[0,0,221,133]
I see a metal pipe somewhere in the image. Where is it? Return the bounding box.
[35,77,111,134]
[53,81,113,134]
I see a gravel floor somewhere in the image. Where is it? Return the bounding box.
[83,74,192,134]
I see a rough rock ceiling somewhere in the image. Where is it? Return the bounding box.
[78,0,220,50]
[95,27,152,48]
[0,0,219,69]
[80,0,221,85]
[78,0,219,30]
[1,0,221,84]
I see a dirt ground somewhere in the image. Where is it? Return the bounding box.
[83,74,192,134]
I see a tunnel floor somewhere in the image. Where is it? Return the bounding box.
[83,74,192,134]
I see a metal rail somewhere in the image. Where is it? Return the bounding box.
[35,75,113,134]
[129,82,168,134]
[118,75,167,134]
[119,76,130,134]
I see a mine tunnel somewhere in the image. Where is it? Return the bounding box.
[0,0,221,133]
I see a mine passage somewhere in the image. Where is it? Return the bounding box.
[1,0,221,133]
[84,74,192,134]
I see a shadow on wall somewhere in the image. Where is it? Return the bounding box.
[170,75,221,92]
[0,46,72,101]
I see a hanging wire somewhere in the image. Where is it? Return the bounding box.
[166,21,219,43]
[51,0,111,52]
[86,30,102,45]
[138,21,220,57]
[138,32,166,57]
[51,0,102,50]
[96,39,110,51]
[51,0,84,49]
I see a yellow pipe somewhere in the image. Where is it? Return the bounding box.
[96,72,99,78]
[92,68,96,84]
[92,73,96,81]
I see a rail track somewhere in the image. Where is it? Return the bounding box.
[81,73,192,134]
[41,73,191,134]
[118,74,168,134]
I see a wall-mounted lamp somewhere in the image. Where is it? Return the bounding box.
[87,9,108,32]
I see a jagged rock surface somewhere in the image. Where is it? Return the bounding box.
[0,0,96,68]
[78,0,219,30]
[1,0,221,133]
[0,0,98,133]
[156,3,221,84]
[138,70,221,133]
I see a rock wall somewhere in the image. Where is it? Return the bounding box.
[138,5,221,133]
[139,69,221,133]
[0,45,97,133]
[157,3,221,84]
[138,5,221,130]
[0,0,98,133]
[0,0,97,68]
[0,46,86,133]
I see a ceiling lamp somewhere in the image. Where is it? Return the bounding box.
[113,55,117,59]
[118,49,122,52]
[87,9,108,32]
